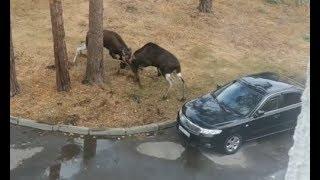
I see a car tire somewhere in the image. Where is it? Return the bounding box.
[221,134,242,155]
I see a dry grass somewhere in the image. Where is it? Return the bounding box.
[10,0,309,128]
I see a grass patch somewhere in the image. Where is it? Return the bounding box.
[10,0,309,128]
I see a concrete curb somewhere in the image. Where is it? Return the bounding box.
[10,116,176,136]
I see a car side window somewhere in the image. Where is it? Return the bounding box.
[261,96,281,112]
[280,92,302,108]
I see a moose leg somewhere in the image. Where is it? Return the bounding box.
[157,68,162,76]
[162,73,173,100]
[135,72,142,88]
[132,68,142,88]
[109,52,118,60]
[177,73,186,101]
[72,51,79,64]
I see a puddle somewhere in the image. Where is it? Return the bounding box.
[96,139,114,153]
[200,149,248,168]
[44,157,82,180]
[43,143,82,179]
[10,147,44,170]
[59,144,81,161]
[136,141,185,160]
[43,137,101,179]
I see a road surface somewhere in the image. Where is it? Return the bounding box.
[10,124,292,180]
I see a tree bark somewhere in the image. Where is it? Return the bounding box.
[10,24,20,97]
[198,0,213,13]
[49,0,71,92]
[83,0,105,85]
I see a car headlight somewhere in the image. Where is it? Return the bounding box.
[179,109,187,122]
[200,129,222,137]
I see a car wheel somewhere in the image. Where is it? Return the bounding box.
[222,134,242,155]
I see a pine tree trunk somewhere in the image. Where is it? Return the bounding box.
[49,0,71,92]
[198,0,213,13]
[10,24,20,97]
[83,0,105,85]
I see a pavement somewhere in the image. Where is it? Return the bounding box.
[10,124,293,180]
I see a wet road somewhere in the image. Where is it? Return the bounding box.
[10,124,293,180]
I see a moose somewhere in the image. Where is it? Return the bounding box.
[72,30,132,70]
[128,42,186,101]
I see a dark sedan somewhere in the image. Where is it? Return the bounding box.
[177,74,303,154]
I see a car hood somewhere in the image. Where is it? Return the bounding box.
[183,93,241,129]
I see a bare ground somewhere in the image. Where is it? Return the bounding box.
[10,0,309,128]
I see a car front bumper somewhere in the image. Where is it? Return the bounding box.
[176,114,224,148]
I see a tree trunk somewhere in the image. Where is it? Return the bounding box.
[10,24,20,97]
[198,0,213,13]
[49,0,71,92]
[83,0,105,85]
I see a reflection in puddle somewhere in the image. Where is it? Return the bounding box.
[96,139,114,153]
[200,148,248,168]
[182,144,203,170]
[59,144,81,161]
[44,135,98,180]
[45,158,82,180]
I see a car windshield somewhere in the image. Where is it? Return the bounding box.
[214,81,263,116]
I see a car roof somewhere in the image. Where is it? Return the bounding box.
[239,76,302,94]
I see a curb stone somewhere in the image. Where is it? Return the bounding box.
[125,124,158,135]
[10,117,18,125]
[158,120,177,130]
[58,125,89,135]
[18,118,53,131]
[89,128,126,136]
[10,116,176,136]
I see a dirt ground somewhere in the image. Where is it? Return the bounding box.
[10,0,309,128]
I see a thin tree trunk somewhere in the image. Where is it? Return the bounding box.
[198,0,213,13]
[49,0,71,92]
[10,24,20,97]
[83,0,105,85]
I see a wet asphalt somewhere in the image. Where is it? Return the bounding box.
[10,124,293,180]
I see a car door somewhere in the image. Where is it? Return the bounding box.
[246,94,283,139]
[278,92,302,130]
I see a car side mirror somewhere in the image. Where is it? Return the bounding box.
[254,110,265,118]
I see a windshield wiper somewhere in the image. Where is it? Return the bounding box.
[211,95,227,112]
[218,101,231,113]
[219,101,243,116]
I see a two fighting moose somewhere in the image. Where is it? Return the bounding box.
[73,30,186,101]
